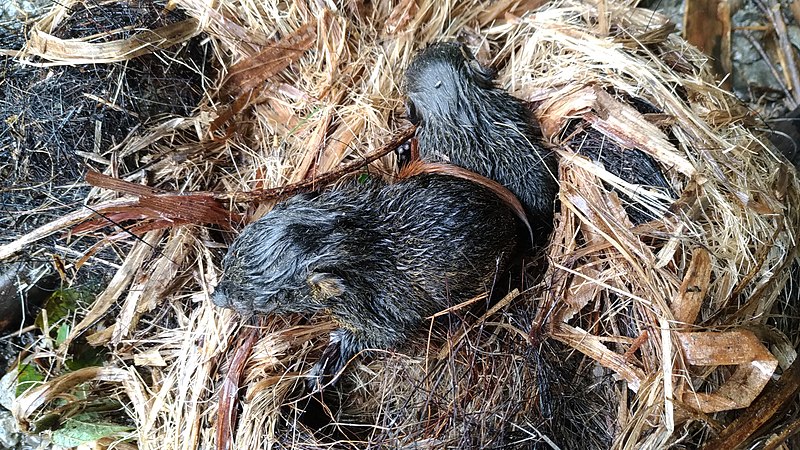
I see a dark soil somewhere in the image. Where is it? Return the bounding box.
[0,0,211,333]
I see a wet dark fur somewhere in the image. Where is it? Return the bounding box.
[214,174,521,385]
[768,105,800,168]
[564,121,673,224]
[404,43,559,235]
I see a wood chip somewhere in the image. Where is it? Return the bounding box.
[678,330,779,413]
[670,247,712,326]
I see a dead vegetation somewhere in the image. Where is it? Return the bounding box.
[1,0,799,449]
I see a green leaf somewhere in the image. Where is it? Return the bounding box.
[51,413,132,447]
[357,173,371,184]
[65,340,107,371]
[55,323,70,347]
[16,363,45,397]
[35,288,80,332]
[31,413,62,432]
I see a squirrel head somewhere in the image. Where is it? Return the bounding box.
[213,197,349,316]
[404,42,496,126]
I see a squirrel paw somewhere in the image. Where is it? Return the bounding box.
[306,329,360,392]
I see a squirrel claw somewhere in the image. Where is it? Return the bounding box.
[306,330,354,392]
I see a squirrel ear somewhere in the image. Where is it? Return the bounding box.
[466,58,496,88]
[307,272,346,300]
[459,43,495,88]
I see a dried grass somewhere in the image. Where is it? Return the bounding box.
[3,0,799,449]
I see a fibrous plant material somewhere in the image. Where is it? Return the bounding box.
[0,0,211,325]
[2,0,799,449]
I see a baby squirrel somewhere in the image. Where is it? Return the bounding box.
[404,42,559,235]
[405,42,673,226]
[213,169,525,388]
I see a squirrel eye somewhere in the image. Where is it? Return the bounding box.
[406,100,420,124]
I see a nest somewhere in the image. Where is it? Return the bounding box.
[3,0,799,449]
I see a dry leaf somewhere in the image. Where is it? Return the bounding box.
[24,19,201,65]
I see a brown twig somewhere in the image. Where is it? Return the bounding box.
[216,327,258,450]
[742,30,795,108]
[203,123,415,203]
[758,0,800,106]
[85,124,415,226]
